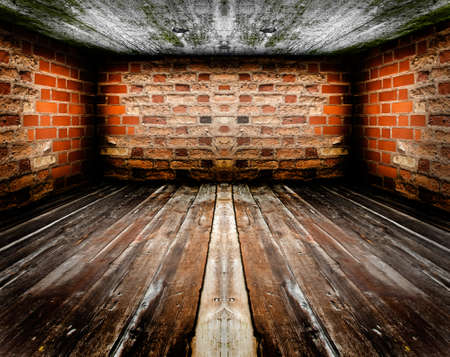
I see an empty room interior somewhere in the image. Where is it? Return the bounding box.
[0,0,449,356]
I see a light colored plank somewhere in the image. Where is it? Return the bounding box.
[192,184,257,357]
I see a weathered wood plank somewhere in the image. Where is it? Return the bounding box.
[192,184,257,357]
[234,184,358,356]
[287,184,450,307]
[0,184,153,299]
[113,184,216,356]
[0,184,179,356]
[0,184,118,252]
[250,185,395,356]
[46,185,198,357]
[274,184,450,356]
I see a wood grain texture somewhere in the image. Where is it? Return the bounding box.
[0,182,448,356]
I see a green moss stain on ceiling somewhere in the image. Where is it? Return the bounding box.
[0,0,448,55]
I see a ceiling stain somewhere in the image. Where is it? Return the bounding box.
[0,0,448,55]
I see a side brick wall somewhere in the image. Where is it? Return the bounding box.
[98,57,351,181]
[0,23,97,210]
[353,23,450,210]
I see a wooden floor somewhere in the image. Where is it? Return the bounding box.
[0,183,449,357]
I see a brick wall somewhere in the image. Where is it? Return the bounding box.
[353,23,450,210]
[0,23,96,210]
[98,57,351,181]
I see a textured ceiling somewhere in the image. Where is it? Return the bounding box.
[0,0,449,55]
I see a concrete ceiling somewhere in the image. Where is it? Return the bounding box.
[0,0,449,55]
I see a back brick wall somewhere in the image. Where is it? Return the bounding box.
[98,57,351,181]
[353,22,450,211]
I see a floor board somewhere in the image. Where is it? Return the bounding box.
[0,183,448,356]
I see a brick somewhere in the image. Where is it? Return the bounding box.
[322,85,348,94]
[378,140,396,152]
[365,127,380,138]
[53,140,71,152]
[197,95,209,103]
[379,90,396,101]
[67,80,82,91]
[69,128,84,137]
[123,116,139,125]
[0,115,20,126]
[366,150,380,162]
[52,165,71,178]
[175,84,190,91]
[440,50,450,63]
[198,73,210,81]
[152,94,164,103]
[23,115,38,126]
[285,95,297,103]
[429,115,449,126]
[104,126,126,135]
[259,84,273,92]
[393,74,414,87]
[35,73,56,87]
[380,63,398,77]
[36,128,57,139]
[239,95,252,103]
[52,90,70,102]
[392,128,413,139]
[0,82,10,94]
[237,116,249,124]
[282,116,306,125]
[282,74,296,82]
[36,102,58,113]
[323,126,346,135]
[218,85,231,90]
[378,116,396,126]
[143,116,166,124]
[309,116,326,125]
[392,101,412,113]
[363,105,380,115]
[69,104,84,114]
[324,105,352,115]
[51,63,70,77]
[378,165,397,178]
[239,73,250,81]
[410,115,425,126]
[439,82,450,95]
[367,80,382,91]
[53,116,71,126]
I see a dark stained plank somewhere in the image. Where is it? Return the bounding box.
[235,184,355,356]
[0,184,179,356]
[117,184,216,356]
[334,184,450,248]
[249,185,403,356]
[48,185,198,357]
[0,184,154,297]
[0,184,118,252]
[287,183,450,308]
[274,184,450,356]
[0,183,110,232]
[342,183,450,233]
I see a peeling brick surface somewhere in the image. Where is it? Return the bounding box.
[353,23,450,210]
[0,23,96,211]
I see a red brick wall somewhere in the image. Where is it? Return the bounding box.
[98,57,351,181]
[353,23,450,210]
[0,23,96,210]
